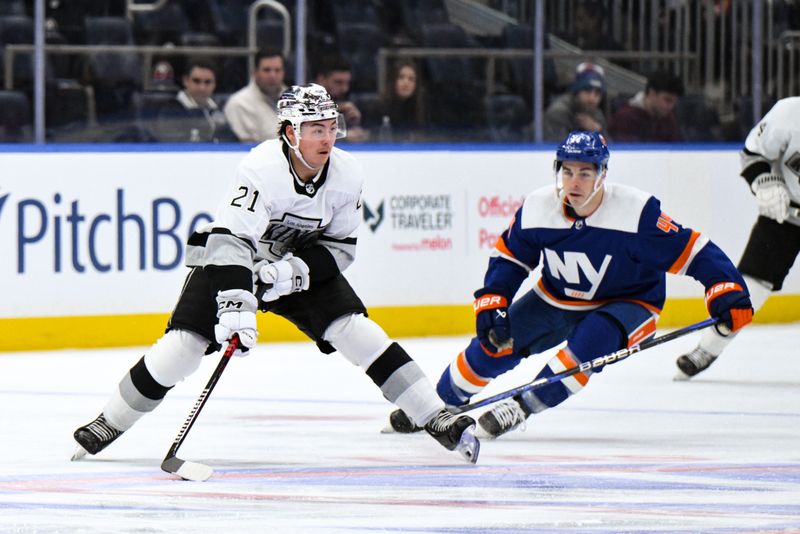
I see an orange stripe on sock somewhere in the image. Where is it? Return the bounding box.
[556,348,576,368]
[557,349,589,386]
[456,351,489,387]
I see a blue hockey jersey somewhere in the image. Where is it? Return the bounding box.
[483,182,746,314]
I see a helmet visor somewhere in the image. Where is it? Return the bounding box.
[297,115,347,141]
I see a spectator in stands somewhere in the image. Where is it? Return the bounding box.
[543,63,607,142]
[154,57,237,143]
[224,49,287,143]
[608,70,685,143]
[314,55,369,142]
[378,60,427,142]
[556,0,625,52]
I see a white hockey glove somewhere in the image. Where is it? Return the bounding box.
[214,289,258,356]
[257,254,310,303]
[752,173,790,223]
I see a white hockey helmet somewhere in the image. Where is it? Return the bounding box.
[277,83,346,139]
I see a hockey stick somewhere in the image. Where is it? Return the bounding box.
[161,335,240,481]
[450,317,718,415]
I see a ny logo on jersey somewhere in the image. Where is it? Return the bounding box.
[544,249,612,300]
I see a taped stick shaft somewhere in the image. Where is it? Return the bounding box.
[161,336,240,479]
[451,318,718,415]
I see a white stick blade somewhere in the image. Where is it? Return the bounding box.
[161,456,214,482]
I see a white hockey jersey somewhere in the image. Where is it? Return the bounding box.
[186,139,364,284]
[742,97,800,226]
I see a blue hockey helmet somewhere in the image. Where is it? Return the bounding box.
[555,131,610,169]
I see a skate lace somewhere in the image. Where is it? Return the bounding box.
[493,401,527,432]
[429,410,456,432]
[685,347,716,367]
[86,415,122,441]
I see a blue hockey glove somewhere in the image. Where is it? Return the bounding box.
[474,292,513,356]
[705,282,753,334]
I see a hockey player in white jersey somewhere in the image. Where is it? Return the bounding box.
[72,83,479,463]
[388,131,753,439]
[675,96,800,379]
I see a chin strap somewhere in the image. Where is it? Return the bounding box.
[282,133,320,172]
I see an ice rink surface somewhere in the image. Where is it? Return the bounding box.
[0,324,798,533]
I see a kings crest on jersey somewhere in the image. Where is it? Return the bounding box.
[483,182,744,315]
[185,138,363,275]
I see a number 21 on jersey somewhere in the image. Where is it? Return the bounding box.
[230,186,260,212]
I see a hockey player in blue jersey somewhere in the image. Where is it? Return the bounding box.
[389,130,754,439]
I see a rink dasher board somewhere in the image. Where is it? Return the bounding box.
[1,145,797,350]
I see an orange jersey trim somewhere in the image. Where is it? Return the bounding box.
[668,230,701,274]
[494,235,517,260]
[536,279,662,315]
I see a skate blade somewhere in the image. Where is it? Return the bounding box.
[71,445,88,461]
[473,424,497,441]
[455,425,480,464]
[673,369,692,382]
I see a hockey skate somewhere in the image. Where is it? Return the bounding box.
[424,409,480,464]
[674,346,718,381]
[71,414,124,461]
[476,399,530,439]
[381,408,424,433]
